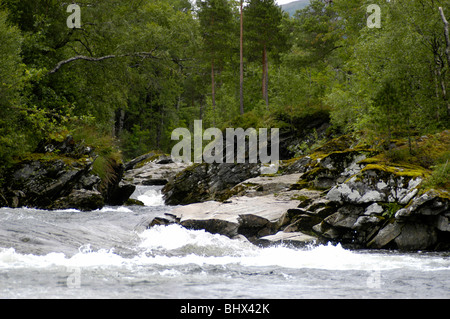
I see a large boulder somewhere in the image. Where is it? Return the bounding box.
[0,136,134,211]
[160,195,300,242]
[124,153,189,186]
[326,165,424,205]
[162,162,261,205]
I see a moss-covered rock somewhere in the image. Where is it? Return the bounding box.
[162,162,262,205]
[155,131,450,251]
[0,135,133,211]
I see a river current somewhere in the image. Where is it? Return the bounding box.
[0,186,449,299]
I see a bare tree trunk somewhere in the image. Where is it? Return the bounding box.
[114,108,125,137]
[239,0,244,115]
[435,55,450,119]
[439,7,450,67]
[262,44,269,108]
[439,7,450,117]
[211,59,216,112]
[264,46,269,107]
[434,66,441,122]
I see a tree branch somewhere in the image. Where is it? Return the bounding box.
[47,51,161,75]
[48,55,120,74]
[439,7,450,68]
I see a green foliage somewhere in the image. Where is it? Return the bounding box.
[424,160,450,189]
[0,8,28,170]
[382,202,403,219]
[0,0,449,182]
[327,0,450,142]
[70,123,123,190]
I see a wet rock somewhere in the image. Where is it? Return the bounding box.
[106,182,136,206]
[51,189,104,211]
[3,158,94,209]
[162,163,261,205]
[368,222,403,249]
[256,231,317,247]
[150,132,450,251]
[163,195,299,241]
[352,216,382,231]
[124,153,189,186]
[394,223,438,250]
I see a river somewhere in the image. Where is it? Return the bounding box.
[0,186,449,299]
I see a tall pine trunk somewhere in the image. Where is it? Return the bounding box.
[262,44,269,108]
[211,58,216,109]
[439,7,450,117]
[239,0,244,115]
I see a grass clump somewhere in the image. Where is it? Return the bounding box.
[422,158,450,190]
[70,124,123,191]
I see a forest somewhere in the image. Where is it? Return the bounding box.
[0,0,449,185]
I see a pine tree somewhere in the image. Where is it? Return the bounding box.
[244,0,284,107]
[197,0,234,121]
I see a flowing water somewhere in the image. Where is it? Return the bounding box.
[0,186,449,299]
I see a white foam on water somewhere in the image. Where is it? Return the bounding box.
[138,189,165,206]
[135,225,450,271]
[97,206,134,213]
[1,224,449,272]
[131,186,165,207]
[0,247,67,268]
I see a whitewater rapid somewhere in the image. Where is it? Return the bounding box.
[0,186,449,299]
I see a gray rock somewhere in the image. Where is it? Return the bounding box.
[395,190,450,219]
[124,155,189,186]
[229,173,303,197]
[436,216,450,232]
[327,170,424,206]
[257,231,317,247]
[324,211,359,229]
[165,195,300,240]
[0,136,134,211]
[368,222,403,249]
[352,216,382,231]
[51,189,104,211]
[364,203,384,215]
[394,223,438,250]
[162,163,261,205]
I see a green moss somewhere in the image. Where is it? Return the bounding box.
[361,163,430,178]
[313,134,356,154]
[290,195,310,201]
[281,157,304,166]
[14,152,90,167]
[302,167,327,180]
[134,152,166,169]
[289,180,311,190]
[418,188,450,201]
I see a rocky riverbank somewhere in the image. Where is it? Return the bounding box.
[1,128,448,251]
[0,135,135,211]
[147,131,450,251]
